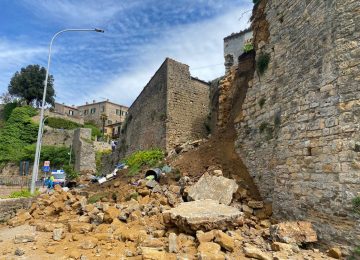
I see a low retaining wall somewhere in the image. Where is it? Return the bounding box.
[0,198,34,223]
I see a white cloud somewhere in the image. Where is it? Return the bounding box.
[0,38,48,91]
[86,6,252,107]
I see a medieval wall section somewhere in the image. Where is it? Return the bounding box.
[124,60,168,154]
[236,0,360,246]
[166,59,210,151]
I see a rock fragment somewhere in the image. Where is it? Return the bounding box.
[187,173,238,205]
[163,199,243,232]
[270,221,317,244]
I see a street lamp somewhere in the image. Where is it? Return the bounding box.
[30,28,105,194]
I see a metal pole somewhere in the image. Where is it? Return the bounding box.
[30,28,104,194]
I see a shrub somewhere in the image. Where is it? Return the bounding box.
[8,189,39,198]
[84,122,101,139]
[3,102,19,121]
[45,117,81,130]
[88,192,109,204]
[257,53,270,75]
[62,164,79,180]
[243,43,254,53]
[352,196,360,214]
[21,145,74,167]
[253,0,260,4]
[0,106,38,162]
[124,148,164,176]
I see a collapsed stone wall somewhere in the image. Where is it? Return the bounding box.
[123,58,209,154]
[42,127,74,147]
[236,0,360,247]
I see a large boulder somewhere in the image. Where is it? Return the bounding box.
[163,199,243,233]
[270,221,317,244]
[187,173,238,205]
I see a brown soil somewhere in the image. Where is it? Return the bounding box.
[169,125,261,200]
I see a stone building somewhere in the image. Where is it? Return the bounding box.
[123,58,210,154]
[54,102,80,118]
[224,28,253,73]
[77,100,128,131]
[236,0,360,248]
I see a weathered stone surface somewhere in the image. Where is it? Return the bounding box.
[214,230,235,252]
[168,233,178,253]
[236,0,360,248]
[53,228,65,241]
[187,173,238,205]
[15,248,25,256]
[196,230,215,243]
[327,247,342,259]
[80,237,98,249]
[198,242,225,260]
[8,211,32,227]
[14,234,36,244]
[68,222,93,234]
[0,198,33,223]
[270,221,317,244]
[163,199,243,232]
[141,247,166,260]
[243,245,271,260]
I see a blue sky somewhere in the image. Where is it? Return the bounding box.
[0,0,252,107]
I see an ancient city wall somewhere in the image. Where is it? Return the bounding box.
[124,60,168,154]
[166,59,210,151]
[236,0,360,247]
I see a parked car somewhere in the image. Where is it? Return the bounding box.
[51,170,66,187]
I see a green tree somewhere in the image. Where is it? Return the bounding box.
[8,65,55,107]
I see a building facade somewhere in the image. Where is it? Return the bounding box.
[224,28,253,73]
[77,100,128,128]
[54,103,80,118]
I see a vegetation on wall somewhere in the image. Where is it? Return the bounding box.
[45,117,82,129]
[257,53,271,75]
[352,196,360,215]
[84,122,102,139]
[124,148,164,176]
[243,43,254,53]
[253,0,260,4]
[0,106,38,162]
[62,164,79,180]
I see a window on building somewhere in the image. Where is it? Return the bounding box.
[90,108,96,114]
[84,109,89,115]
[69,110,74,116]
[101,106,105,112]
[104,129,107,133]
[108,120,112,124]
[116,109,120,115]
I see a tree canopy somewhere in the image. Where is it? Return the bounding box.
[8,64,55,107]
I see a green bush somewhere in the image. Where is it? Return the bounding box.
[3,102,19,121]
[88,192,109,204]
[243,43,254,53]
[253,0,260,4]
[84,122,101,139]
[124,148,164,176]
[352,196,360,214]
[8,189,39,198]
[0,106,38,162]
[45,117,82,129]
[62,164,79,180]
[257,53,271,75]
[21,145,74,167]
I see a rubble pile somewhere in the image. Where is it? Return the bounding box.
[1,168,342,259]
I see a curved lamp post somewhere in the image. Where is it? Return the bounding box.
[30,28,105,194]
